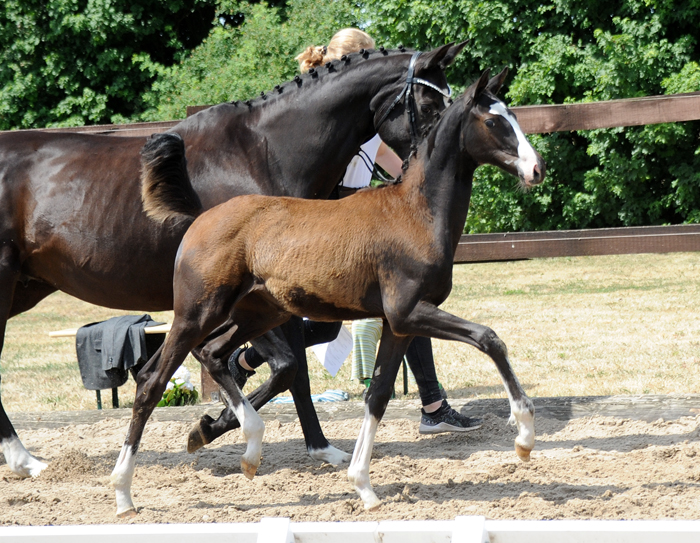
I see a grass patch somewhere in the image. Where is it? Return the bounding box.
[2,252,700,412]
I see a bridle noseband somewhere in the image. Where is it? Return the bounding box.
[374,51,452,153]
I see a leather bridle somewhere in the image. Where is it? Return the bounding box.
[374,51,452,152]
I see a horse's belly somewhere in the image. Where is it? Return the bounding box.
[265,277,379,322]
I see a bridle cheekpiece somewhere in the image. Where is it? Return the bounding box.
[374,51,452,152]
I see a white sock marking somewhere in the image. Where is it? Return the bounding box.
[348,405,381,509]
[1,436,47,478]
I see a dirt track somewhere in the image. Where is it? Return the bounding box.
[3,399,700,525]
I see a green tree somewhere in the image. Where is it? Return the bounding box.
[0,0,216,129]
[141,0,358,121]
[361,0,700,231]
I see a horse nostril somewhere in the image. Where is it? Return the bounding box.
[533,164,541,182]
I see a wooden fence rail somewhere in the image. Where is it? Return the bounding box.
[7,91,700,138]
[454,224,700,263]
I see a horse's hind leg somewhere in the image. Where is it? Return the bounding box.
[186,311,292,453]
[190,312,349,464]
[348,324,412,510]
[0,242,48,478]
[111,291,264,516]
[390,301,535,461]
[283,316,351,465]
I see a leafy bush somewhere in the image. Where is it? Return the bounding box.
[141,0,358,121]
[158,366,199,407]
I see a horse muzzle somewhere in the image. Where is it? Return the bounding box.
[517,155,546,190]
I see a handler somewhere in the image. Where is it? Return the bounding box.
[229,29,481,435]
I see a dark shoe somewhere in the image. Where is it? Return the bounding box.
[419,400,482,435]
[228,346,256,389]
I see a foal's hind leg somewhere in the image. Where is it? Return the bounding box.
[348,325,412,510]
[111,295,264,516]
[0,243,48,478]
[389,301,535,461]
[190,312,350,465]
[186,310,292,453]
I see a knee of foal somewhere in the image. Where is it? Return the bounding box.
[477,327,509,359]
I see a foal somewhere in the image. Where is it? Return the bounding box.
[116,68,545,512]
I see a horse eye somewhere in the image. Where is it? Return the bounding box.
[485,119,495,128]
[420,104,432,114]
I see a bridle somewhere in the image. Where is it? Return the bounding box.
[374,51,453,153]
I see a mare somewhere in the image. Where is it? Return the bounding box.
[126,68,545,513]
[0,43,467,483]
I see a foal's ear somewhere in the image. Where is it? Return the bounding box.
[416,40,468,71]
[463,69,491,108]
[486,67,509,95]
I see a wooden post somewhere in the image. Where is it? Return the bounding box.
[200,366,220,403]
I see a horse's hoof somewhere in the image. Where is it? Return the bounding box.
[364,498,382,511]
[241,460,258,480]
[116,507,138,519]
[515,443,532,462]
[187,423,209,453]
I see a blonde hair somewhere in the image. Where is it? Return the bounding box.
[295,28,376,73]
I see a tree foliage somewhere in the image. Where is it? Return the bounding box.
[141,0,358,121]
[361,0,700,231]
[0,0,216,129]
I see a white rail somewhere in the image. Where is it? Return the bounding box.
[2,517,700,543]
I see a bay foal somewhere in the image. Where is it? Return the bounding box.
[122,68,544,512]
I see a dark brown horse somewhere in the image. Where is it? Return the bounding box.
[121,68,544,513]
[0,44,467,481]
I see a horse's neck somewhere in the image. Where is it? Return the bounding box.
[174,62,403,205]
[403,113,476,255]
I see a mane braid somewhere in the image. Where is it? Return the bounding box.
[229,49,414,111]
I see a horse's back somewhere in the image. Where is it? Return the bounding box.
[0,131,182,310]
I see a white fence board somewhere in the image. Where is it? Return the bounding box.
[3,518,700,543]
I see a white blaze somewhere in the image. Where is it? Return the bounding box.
[489,100,540,178]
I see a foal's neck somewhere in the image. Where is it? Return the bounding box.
[401,109,476,257]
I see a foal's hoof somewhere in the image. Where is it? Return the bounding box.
[241,459,258,480]
[116,507,138,519]
[515,442,532,462]
[187,423,209,453]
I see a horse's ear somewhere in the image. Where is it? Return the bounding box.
[486,67,509,95]
[463,69,491,108]
[437,40,469,69]
[416,40,468,71]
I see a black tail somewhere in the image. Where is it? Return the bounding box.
[140,133,202,224]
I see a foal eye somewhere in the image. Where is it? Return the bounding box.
[485,119,496,128]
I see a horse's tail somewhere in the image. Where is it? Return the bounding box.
[140,132,203,224]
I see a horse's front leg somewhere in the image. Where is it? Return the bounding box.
[0,242,48,478]
[348,324,412,510]
[390,300,535,461]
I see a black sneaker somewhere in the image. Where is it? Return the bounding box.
[228,346,256,389]
[419,400,482,435]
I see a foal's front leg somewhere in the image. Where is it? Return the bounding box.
[390,300,535,461]
[347,325,412,510]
